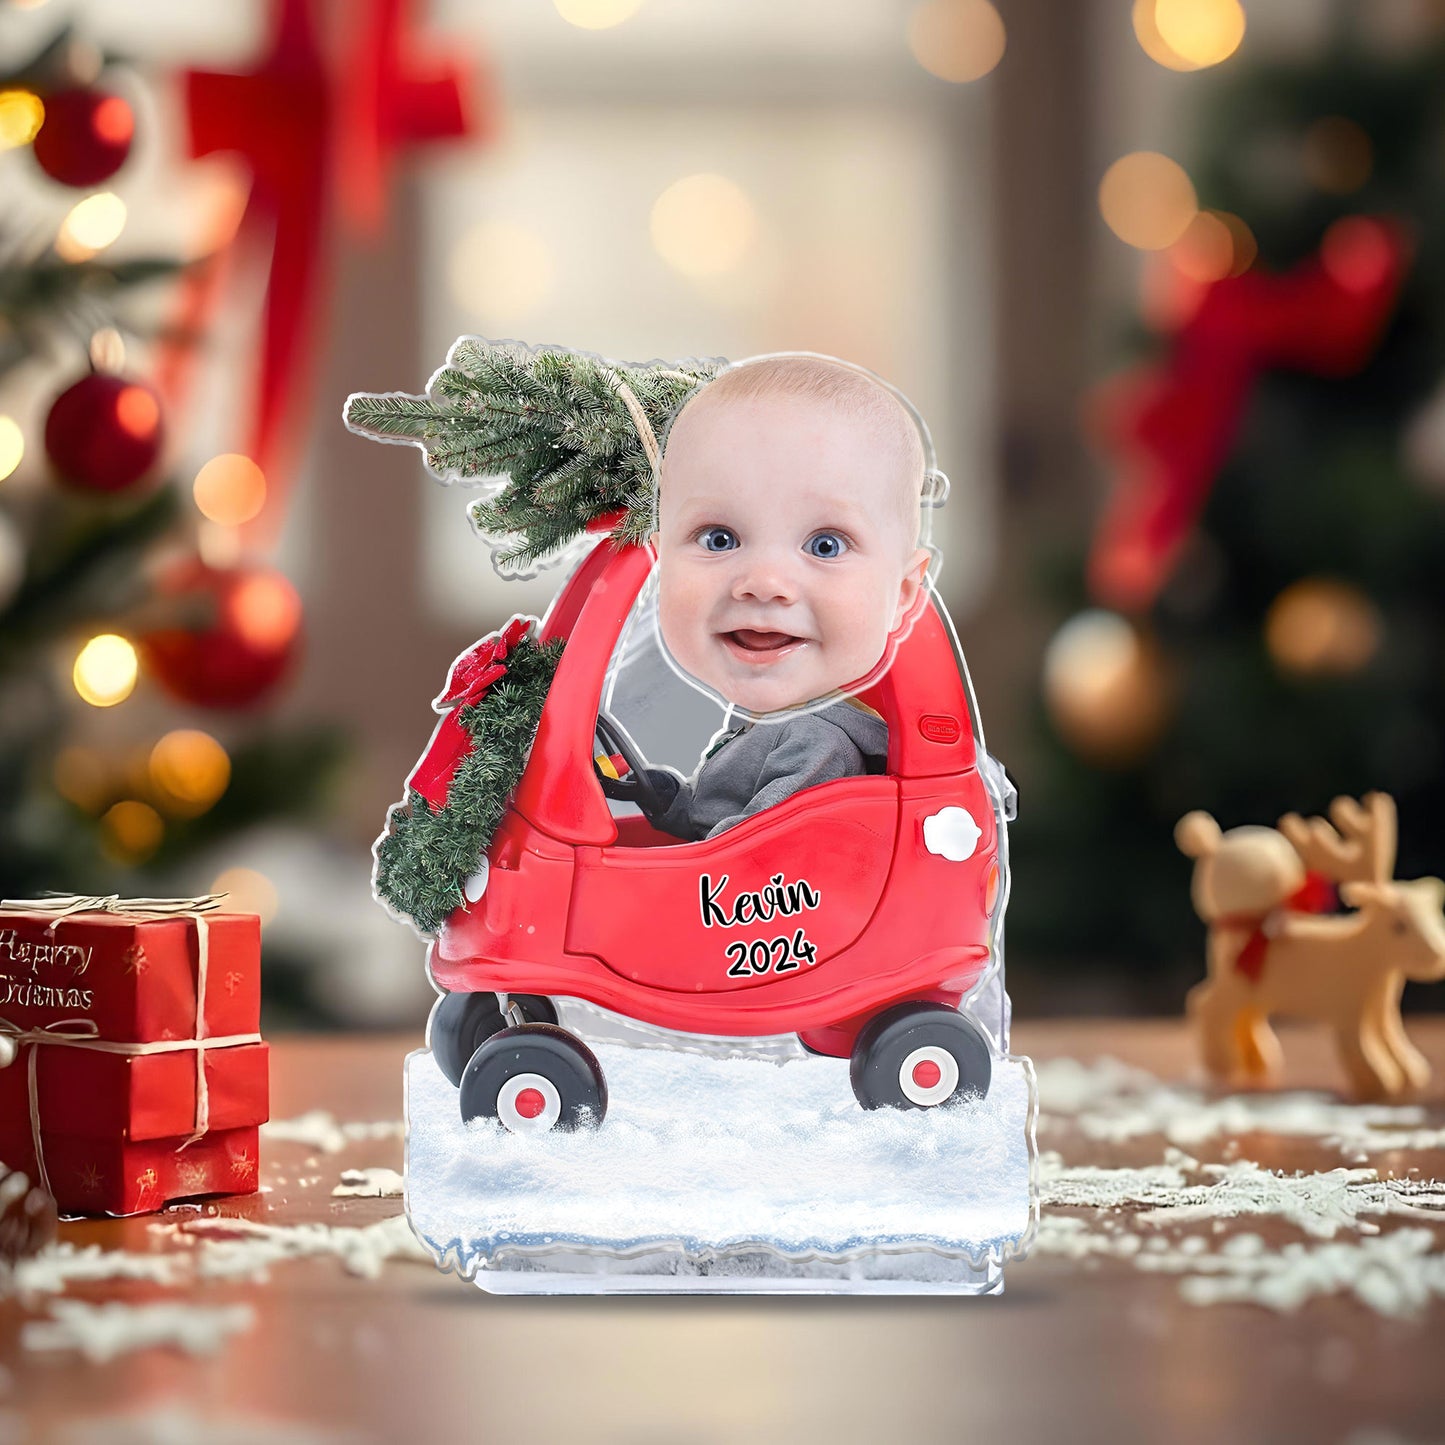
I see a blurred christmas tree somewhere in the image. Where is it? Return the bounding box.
[1013,16,1445,1009]
[0,26,342,902]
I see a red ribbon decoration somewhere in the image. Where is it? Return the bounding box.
[1221,870,1340,984]
[437,617,533,711]
[1086,217,1410,614]
[337,0,489,236]
[184,0,478,541]
[409,619,536,810]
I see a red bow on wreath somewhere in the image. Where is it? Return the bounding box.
[436,617,533,710]
[409,618,535,810]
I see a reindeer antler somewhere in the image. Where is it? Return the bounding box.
[1278,792,1397,885]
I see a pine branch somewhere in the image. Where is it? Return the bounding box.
[345,340,722,567]
[0,256,182,326]
[0,237,186,381]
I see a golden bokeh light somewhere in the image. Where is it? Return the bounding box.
[1302,116,1373,195]
[1216,209,1258,275]
[52,745,109,813]
[100,799,164,865]
[229,571,301,651]
[1154,0,1245,68]
[73,633,138,707]
[193,454,267,527]
[0,90,44,149]
[1099,152,1198,251]
[1043,610,1172,766]
[1168,209,1235,283]
[552,0,643,28]
[1132,0,1201,70]
[55,191,126,262]
[1265,578,1381,677]
[907,0,1007,84]
[149,729,232,816]
[1165,208,1257,284]
[0,416,23,482]
[88,326,126,372]
[650,173,758,279]
[211,866,279,926]
[448,219,555,323]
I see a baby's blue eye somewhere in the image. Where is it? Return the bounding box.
[806,532,848,560]
[698,526,738,553]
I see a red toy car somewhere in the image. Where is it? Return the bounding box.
[423,534,1013,1133]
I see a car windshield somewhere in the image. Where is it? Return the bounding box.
[599,570,733,788]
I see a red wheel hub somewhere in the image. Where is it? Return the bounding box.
[514,1087,547,1119]
[911,1058,943,1090]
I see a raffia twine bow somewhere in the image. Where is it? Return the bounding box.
[0,894,262,1202]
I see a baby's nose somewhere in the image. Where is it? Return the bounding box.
[732,554,799,604]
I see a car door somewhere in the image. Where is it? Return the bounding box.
[566,776,898,995]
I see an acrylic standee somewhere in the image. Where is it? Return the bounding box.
[345,343,1039,1294]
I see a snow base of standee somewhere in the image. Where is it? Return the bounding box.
[403,1036,1035,1296]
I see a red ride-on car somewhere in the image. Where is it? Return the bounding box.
[424,534,1014,1134]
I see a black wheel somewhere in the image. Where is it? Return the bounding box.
[428,992,561,1086]
[849,1003,991,1112]
[506,993,559,1027]
[458,1023,608,1133]
[429,991,507,1087]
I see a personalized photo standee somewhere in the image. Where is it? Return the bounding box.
[344,342,1037,1295]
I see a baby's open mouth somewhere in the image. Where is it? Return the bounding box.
[720,629,806,663]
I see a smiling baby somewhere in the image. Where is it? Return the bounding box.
[610,355,931,842]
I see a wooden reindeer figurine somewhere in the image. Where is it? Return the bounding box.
[1179,793,1445,1100]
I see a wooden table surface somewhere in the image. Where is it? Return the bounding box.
[4,1019,1445,1445]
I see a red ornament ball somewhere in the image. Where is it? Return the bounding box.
[44,373,163,494]
[142,559,302,710]
[32,87,135,187]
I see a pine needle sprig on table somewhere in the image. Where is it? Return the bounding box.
[344,340,721,569]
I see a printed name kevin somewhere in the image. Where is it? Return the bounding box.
[698,872,822,929]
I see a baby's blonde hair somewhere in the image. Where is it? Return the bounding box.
[662,356,926,544]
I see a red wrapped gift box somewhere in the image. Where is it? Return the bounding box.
[0,907,259,1042]
[4,1127,262,1217]
[0,895,269,1216]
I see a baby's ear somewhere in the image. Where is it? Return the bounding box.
[892,547,931,631]
[649,529,662,552]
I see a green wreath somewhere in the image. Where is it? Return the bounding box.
[373,635,562,935]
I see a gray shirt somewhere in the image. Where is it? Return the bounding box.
[648,699,889,842]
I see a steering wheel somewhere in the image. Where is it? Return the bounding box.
[594,708,670,820]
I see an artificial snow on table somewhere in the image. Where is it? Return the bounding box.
[404,1028,1035,1295]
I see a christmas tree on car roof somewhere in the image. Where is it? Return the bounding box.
[1011,16,1445,1009]
[346,339,719,567]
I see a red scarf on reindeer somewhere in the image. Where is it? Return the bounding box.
[1220,870,1338,982]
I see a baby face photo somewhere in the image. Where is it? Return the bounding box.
[651,356,934,719]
